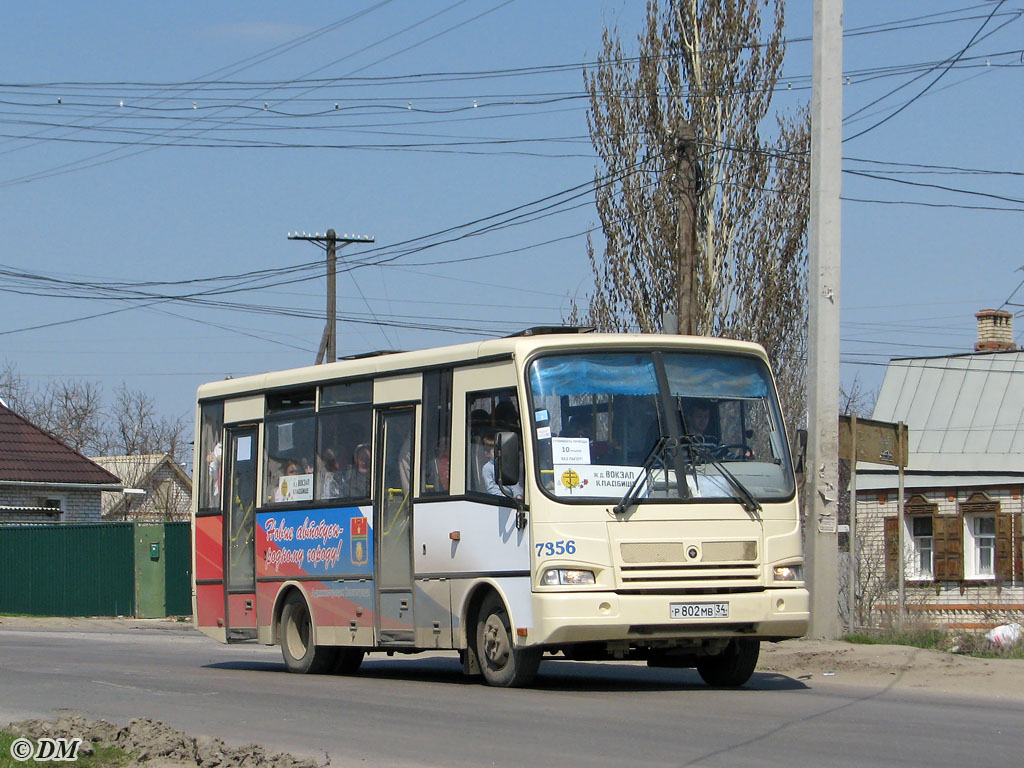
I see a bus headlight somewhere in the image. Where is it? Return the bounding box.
[773,565,804,582]
[542,569,596,586]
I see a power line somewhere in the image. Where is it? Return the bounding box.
[844,1,1011,142]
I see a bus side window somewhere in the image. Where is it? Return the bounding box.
[466,388,521,499]
[420,368,453,496]
[317,407,373,501]
[317,380,374,502]
[198,401,224,511]
[264,415,315,504]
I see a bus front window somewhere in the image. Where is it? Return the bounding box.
[527,351,794,504]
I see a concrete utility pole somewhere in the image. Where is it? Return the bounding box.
[805,0,843,638]
[288,230,375,364]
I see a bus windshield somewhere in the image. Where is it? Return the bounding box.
[527,351,794,504]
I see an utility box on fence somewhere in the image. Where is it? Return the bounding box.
[134,524,166,619]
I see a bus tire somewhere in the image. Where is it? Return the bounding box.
[476,592,541,688]
[280,592,336,674]
[333,647,365,675]
[696,638,759,687]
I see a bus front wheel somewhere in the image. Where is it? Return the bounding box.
[280,592,336,674]
[696,638,760,687]
[334,647,365,675]
[476,593,541,688]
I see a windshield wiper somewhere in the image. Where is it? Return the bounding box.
[612,435,672,515]
[690,442,762,514]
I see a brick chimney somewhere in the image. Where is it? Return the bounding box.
[975,309,1016,352]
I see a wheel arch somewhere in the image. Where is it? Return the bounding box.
[457,578,532,650]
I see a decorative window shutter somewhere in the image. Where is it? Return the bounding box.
[933,514,963,582]
[884,516,898,585]
[995,510,1013,581]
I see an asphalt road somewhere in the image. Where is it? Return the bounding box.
[0,624,1020,767]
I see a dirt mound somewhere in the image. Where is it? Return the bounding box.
[758,638,1024,701]
[9,715,323,768]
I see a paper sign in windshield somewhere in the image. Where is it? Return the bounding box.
[553,464,646,497]
[552,437,591,465]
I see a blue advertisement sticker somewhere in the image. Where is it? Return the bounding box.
[257,506,373,578]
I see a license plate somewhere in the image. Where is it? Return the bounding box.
[669,602,729,619]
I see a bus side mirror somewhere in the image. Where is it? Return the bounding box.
[795,429,807,475]
[495,431,520,486]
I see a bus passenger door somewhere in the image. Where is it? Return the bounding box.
[375,406,415,645]
[224,426,258,642]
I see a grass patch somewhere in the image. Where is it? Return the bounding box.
[844,627,1024,659]
[0,731,132,768]
[845,627,947,650]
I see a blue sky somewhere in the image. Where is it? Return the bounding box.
[1,1,1021,427]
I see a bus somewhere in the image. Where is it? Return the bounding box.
[191,329,808,687]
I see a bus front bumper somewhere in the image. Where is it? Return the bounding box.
[526,588,809,647]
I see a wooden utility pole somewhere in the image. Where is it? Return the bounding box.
[675,120,699,336]
[806,0,843,638]
[288,230,375,364]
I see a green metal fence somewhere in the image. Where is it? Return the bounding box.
[0,522,192,618]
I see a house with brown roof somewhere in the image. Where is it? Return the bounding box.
[0,402,122,523]
[92,454,191,521]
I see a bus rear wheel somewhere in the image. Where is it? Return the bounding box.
[696,638,760,687]
[280,592,336,674]
[476,593,541,688]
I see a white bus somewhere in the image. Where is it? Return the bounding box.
[192,329,808,687]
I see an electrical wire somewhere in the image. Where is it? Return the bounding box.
[844,1,1010,142]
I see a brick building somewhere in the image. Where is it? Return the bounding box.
[0,402,121,523]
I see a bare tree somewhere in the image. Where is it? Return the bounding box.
[0,360,187,463]
[109,385,188,462]
[837,374,879,631]
[0,359,30,413]
[30,379,108,456]
[840,373,877,418]
[574,0,810,428]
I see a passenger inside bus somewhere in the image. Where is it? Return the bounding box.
[343,443,372,499]
[317,449,343,498]
[273,460,301,502]
[426,438,451,493]
[481,434,523,500]
[683,399,718,445]
[468,408,492,492]
[563,412,593,439]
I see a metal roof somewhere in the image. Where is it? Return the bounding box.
[871,349,1024,473]
[0,404,122,486]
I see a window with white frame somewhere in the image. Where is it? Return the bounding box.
[910,516,934,580]
[965,515,996,579]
